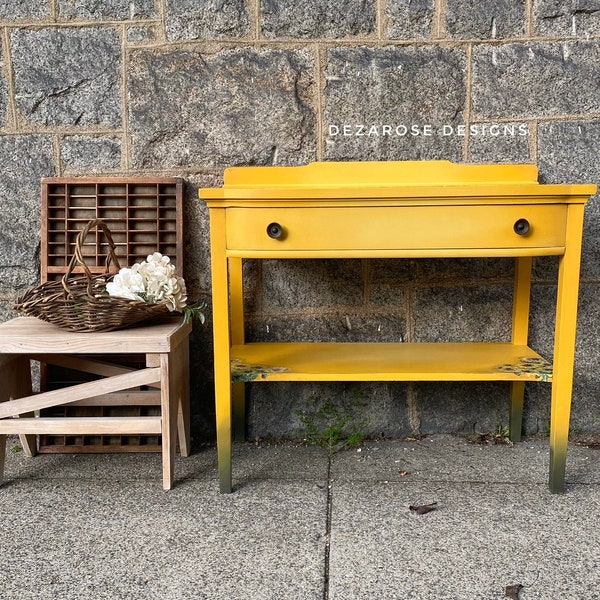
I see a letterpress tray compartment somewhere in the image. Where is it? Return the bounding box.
[39,177,183,453]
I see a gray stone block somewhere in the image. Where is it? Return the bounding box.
[472,41,600,119]
[538,121,600,183]
[262,259,363,309]
[445,0,526,38]
[532,255,559,282]
[417,381,510,434]
[571,379,600,432]
[0,135,55,292]
[188,325,218,438]
[406,257,515,284]
[61,136,121,171]
[128,47,316,169]
[467,122,532,163]
[247,381,411,439]
[0,0,49,18]
[413,285,513,343]
[530,279,595,393]
[0,300,19,323]
[527,283,600,434]
[524,283,553,431]
[126,26,156,44]
[369,258,414,284]
[522,382,551,434]
[261,0,376,38]
[165,0,249,40]
[534,0,600,37]
[528,284,556,357]
[324,46,466,161]
[11,28,122,127]
[368,283,407,308]
[581,197,600,281]
[247,313,406,343]
[57,0,156,19]
[369,258,513,288]
[537,120,600,280]
[574,284,600,375]
[524,281,600,432]
[239,259,262,313]
[386,0,434,39]
[183,179,215,299]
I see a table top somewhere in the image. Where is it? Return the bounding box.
[0,316,191,354]
[200,160,597,203]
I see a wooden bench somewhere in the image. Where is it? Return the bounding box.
[0,317,191,490]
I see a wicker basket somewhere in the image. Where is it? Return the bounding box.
[13,219,171,332]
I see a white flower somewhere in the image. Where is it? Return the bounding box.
[106,268,145,301]
[162,275,188,311]
[106,253,188,312]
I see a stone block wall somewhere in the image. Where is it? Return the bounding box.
[0,1,599,440]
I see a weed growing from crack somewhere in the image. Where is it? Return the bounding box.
[295,393,369,455]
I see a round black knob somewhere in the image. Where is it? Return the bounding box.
[266,222,284,239]
[514,218,530,236]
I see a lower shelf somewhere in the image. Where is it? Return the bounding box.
[38,439,162,454]
[230,342,553,383]
[39,356,161,454]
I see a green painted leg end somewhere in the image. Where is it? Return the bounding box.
[509,430,522,443]
[509,382,524,443]
[549,446,567,494]
[219,473,233,493]
[217,447,233,493]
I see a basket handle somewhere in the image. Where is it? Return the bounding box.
[62,219,122,297]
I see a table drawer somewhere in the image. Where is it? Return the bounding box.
[225,205,567,251]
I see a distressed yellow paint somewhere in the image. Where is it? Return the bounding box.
[231,343,551,382]
[201,160,596,494]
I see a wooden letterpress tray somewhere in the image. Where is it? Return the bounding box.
[38,177,184,453]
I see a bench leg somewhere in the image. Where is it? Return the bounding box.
[176,341,190,458]
[18,434,37,458]
[160,352,179,490]
[0,434,6,484]
[15,357,36,457]
[0,355,36,457]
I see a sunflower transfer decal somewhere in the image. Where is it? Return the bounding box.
[495,356,553,382]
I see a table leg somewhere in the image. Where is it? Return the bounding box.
[510,256,533,442]
[230,257,246,443]
[210,208,233,493]
[549,204,585,493]
[509,382,525,443]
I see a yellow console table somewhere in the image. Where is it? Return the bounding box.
[200,160,596,494]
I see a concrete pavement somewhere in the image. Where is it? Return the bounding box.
[1,434,599,599]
